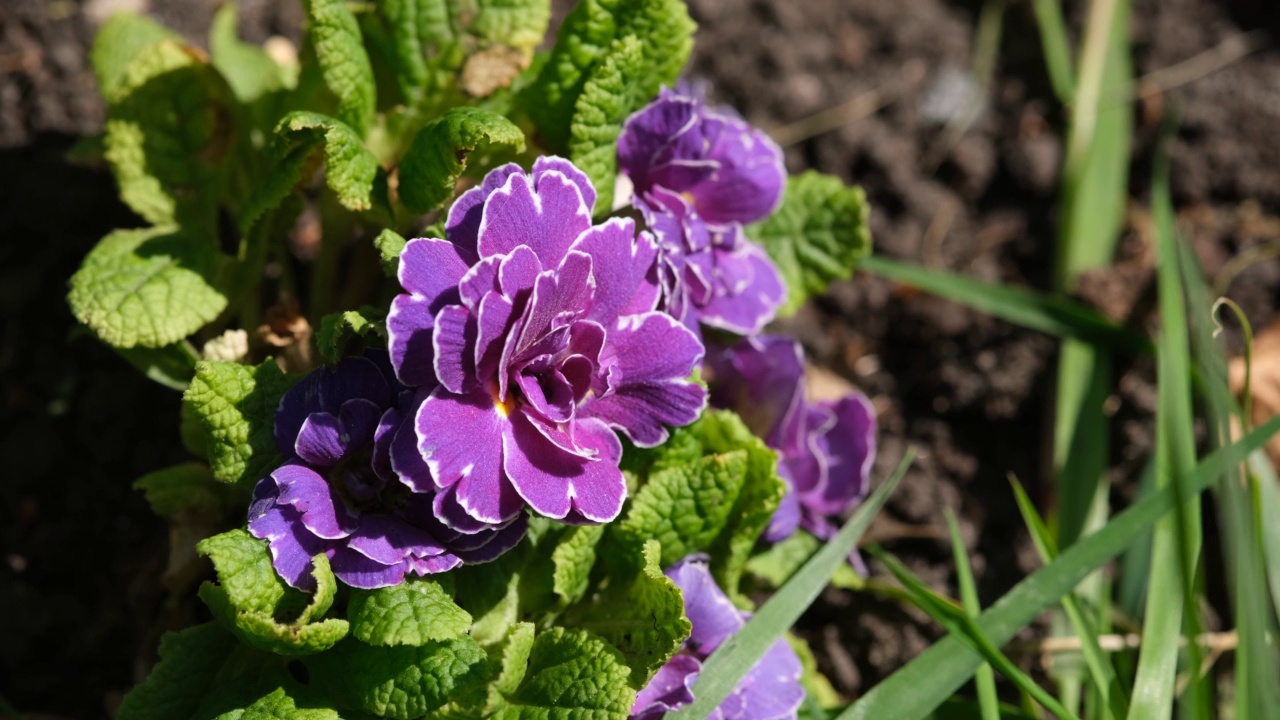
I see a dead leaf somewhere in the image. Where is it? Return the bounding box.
[1229,314,1280,464]
[460,45,529,98]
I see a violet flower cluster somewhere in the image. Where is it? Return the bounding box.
[387,157,707,528]
[617,87,787,338]
[248,355,527,590]
[631,554,804,720]
[707,336,876,547]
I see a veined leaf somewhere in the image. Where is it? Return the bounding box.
[568,35,644,216]
[304,0,376,136]
[398,107,525,214]
[183,359,299,486]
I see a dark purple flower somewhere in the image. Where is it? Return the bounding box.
[631,554,804,720]
[617,88,787,335]
[248,355,527,590]
[387,157,707,528]
[706,336,876,546]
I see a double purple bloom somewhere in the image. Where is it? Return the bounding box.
[388,157,707,528]
[248,355,527,590]
[631,554,804,720]
[707,336,876,545]
[618,87,787,337]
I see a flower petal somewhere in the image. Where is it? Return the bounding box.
[346,513,447,565]
[247,480,330,591]
[329,547,411,589]
[417,386,523,524]
[502,414,625,523]
[398,237,470,305]
[388,294,440,388]
[571,217,661,324]
[534,155,597,213]
[733,639,805,720]
[433,304,477,394]
[631,654,701,720]
[697,239,786,335]
[665,554,744,655]
[445,162,522,259]
[273,463,358,540]
[478,170,591,265]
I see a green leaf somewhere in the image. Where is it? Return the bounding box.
[374,228,408,277]
[317,306,387,364]
[210,3,289,103]
[308,636,491,719]
[836,418,1280,720]
[944,512,1001,720]
[276,110,381,214]
[221,686,342,720]
[113,340,199,390]
[133,461,226,517]
[69,227,227,349]
[348,577,473,647]
[104,39,234,225]
[304,0,376,136]
[90,12,179,104]
[745,529,822,589]
[453,549,526,646]
[747,171,871,316]
[568,35,643,216]
[670,449,912,720]
[551,524,606,607]
[484,622,537,712]
[198,529,349,656]
[526,0,695,151]
[494,627,633,719]
[788,634,842,710]
[117,623,239,720]
[398,107,525,214]
[613,410,785,600]
[184,359,299,486]
[563,539,690,688]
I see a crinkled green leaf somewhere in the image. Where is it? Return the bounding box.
[216,686,342,720]
[304,0,376,136]
[117,623,240,720]
[210,3,289,102]
[613,410,785,600]
[317,306,388,364]
[133,461,226,517]
[494,627,633,719]
[375,228,408,277]
[348,577,473,647]
[309,636,491,719]
[68,227,227,349]
[551,524,605,607]
[183,359,299,486]
[198,530,348,656]
[104,39,234,225]
[454,549,526,646]
[484,622,537,713]
[267,111,381,217]
[525,0,694,151]
[90,12,180,104]
[114,340,199,390]
[398,107,525,214]
[745,529,821,589]
[747,171,872,316]
[568,34,643,216]
[563,539,689,689]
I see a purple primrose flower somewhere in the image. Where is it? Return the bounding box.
[617,87,787,336]
[631,554,804,720]
[706,336,876,546]
[248,355,527,590]
[388,157,707,528]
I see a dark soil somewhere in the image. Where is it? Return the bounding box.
[3,0,1280,715]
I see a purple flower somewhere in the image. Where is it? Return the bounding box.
[248,355,527,590]
[631,554,804,720]
[706,336,876,546]
[387,157,707,528]
[617,88,787,335]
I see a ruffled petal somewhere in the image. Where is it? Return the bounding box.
[570,217,661,324]
[433,304,477,394]
[665,554,744,655]
[697,239,785,335]
[478,170,592,266]
[502,413,625,523]
[417,386,523,524]
[534,155,597,214]
[445,162,522,259]
[398,238,470,306]
[387,293,440,388]
[631,654,701,720]
[272,463,358,540]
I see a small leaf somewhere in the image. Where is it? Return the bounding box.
[198,529,349,656]
[90,12,179,104]
[525,0,695,151]
[308,636,491,719]
[398,107,525,214]
[113,341,199,390]
[68,227,227,349]
[272,110,381,214]
[210,3,289,102]
[224,686,342,720]
[374,228,408,277]
[133,461,226,517]
[304,0,376,136]
[551,524,606,607]
[484,622,537,713]
[183,359,299,486]
[317,306,387,365]
[748,171,872,316]
[494,627,633,719]
[348,578,473,647]
[563,539,690,689]
[568,35,644,216]
[116,623,239,720]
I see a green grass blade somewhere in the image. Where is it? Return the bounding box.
[1127,109,1207,720]
[836,417,1280,720]
[1030,0,1076,102]
[871,545,1078,720]
[860,255,1146,353]
[669,449,916,719]
[1252,452,1280,624]
[1010,478,1129,720]
[945,511,1000,720]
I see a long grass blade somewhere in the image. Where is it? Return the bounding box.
[871,546,1078,720]
[836,416,1280,720]
[945,511,1000,720]
[669,449,916,719]
[1030,0,1076,102]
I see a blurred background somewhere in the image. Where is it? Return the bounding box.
[3,0,1279,716]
